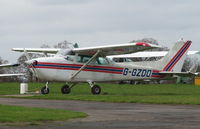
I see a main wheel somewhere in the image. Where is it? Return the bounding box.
[91,85,101,95]
[41,86,49,94]
[61,85,71,94]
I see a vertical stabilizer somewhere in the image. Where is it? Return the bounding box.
[156,40,192,72]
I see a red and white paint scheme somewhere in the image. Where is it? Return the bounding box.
[12,40,193,95]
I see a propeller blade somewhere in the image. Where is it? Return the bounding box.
[24,59,39,79]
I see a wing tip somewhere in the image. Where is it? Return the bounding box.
[135,42,151,47]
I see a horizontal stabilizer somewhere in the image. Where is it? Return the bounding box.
[159,71,198,77]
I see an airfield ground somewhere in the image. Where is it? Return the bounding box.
[1,82,200,128]
[1,82,200,104]
[1,98,200,129]
[0,104,86,123]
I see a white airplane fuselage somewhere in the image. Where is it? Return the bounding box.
[30,56,163,83]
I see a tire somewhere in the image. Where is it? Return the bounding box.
[41,86,49,94]
[61,85,71,94]
[91,85,101,95]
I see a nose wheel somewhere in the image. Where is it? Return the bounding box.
[41,82,50,94]
[41,86,49,94]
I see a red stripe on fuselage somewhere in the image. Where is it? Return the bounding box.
[33,66,122,74]
[151,75,166,78]
[153,70,160,73]
[37,62,123,70]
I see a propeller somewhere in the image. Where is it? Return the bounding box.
[22,49,39,80]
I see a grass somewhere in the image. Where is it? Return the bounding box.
[0,104,87,123]
[1,82,200,105]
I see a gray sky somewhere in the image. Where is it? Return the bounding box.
[0,0,200,63]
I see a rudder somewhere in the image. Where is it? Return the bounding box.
[156,40,192,72]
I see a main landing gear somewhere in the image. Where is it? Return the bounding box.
[88,81,101,95]
[61,82,101,95]
[61,83,77,94]
[61,85,71,94]
[40,81,101,95]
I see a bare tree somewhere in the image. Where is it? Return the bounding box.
[53,40,74,49]
[40,44,51,48]
[130,38,159,45]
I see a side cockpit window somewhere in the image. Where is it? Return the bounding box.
[76,55,109,65]
[77,55,91,63]
[64,55,74,61]
[96,57,109,65]
[113,58,132,63]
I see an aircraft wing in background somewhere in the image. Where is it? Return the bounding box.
[109,51,200,58]
[12,48,60,54]
[0,63,20,68]
[0,63,24,77]
[0,74,24,77]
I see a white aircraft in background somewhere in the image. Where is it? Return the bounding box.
[0,63,24,77]
[12,40,193,95]
[108,51,199,60]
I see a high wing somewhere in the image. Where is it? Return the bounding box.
[0,74,24,77]
[12,48,60,54]
[109,51,200,58]
[72,42,160,56]
[0,63,20,68]
[12,42,160,56]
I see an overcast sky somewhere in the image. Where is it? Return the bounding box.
[0,0,200,62]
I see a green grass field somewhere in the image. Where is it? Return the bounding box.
[0,83,89,124]
[0,104,87,124]
[1,82,200,105]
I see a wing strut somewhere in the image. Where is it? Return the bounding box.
[70,50,101,80]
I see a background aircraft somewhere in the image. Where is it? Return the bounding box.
[12,40,193,95]
[108,51,200,59]
[0,63,24,77]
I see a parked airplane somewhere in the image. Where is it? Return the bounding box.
[0,63,24,77]
[12,40,193,95]
[108,51,200,59]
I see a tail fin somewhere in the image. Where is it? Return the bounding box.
[156,40,192,72]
